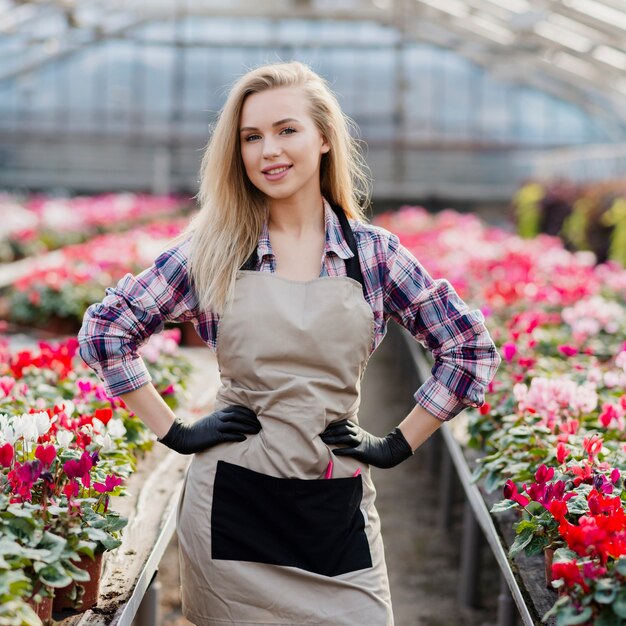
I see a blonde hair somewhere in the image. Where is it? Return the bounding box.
[182,60,371,314]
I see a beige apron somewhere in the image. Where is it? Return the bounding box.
[176,209,393,625]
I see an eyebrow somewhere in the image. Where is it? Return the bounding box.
[239,118,301,133]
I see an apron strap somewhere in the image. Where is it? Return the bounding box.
[239,204,365,294]
[329,204,365,292]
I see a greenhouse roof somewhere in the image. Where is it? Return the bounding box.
[1,0,625,125]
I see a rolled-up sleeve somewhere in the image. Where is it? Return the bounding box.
[78,237,200,397]
[382,234,501,421]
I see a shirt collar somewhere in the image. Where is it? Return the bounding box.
[257,198,354,261]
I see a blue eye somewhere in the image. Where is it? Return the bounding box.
[244,134,261,142]
[281,127,296,135]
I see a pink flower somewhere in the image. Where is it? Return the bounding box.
[558,344,578,357]
[93,474,123,494]
[583,434,603,460]
[502,343,517,362]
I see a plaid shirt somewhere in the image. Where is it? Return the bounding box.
[78,200,501,421]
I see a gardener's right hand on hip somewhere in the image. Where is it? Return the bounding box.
[157,405,261,455]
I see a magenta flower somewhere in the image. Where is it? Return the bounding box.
[63,450,93,487]
[558,344,578,357]
[502,343,517,362]
[503,479,530,507]
[93,474,123,494]
[535,464,555,484]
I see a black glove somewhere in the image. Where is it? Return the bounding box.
[320,419,413,469]
[157,405,261,455]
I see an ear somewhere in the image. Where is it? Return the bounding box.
[321,137,330,154]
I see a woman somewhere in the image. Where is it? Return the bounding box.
[78,61,501,625]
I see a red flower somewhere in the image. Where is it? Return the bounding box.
[34,444,56,468]
[556,442,569,464]
[63,480,80,500]
[94,408,113,425]
[0,442,14,467]
[551,561,588,592]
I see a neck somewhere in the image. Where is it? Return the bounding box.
[267,195,325,237]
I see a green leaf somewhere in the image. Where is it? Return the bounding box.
[37,531,67,563]
[484,471,505,493]
[509,528,535,558]
[36,563,73,587]
[556,606,592,626]
[595,609,622,626]
[612,589,626,618]
[63,559,92,582]
[490,499,518,514]
[104,514,128,532]
[594,578,617,604]
[615,558,626,577]
[75,541,96,559]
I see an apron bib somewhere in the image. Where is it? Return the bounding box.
[176,207,393,625]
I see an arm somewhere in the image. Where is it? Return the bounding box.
[397,403,443,452]
[118,383,177,439]
[322,230,501,467]
[382,233,501,423]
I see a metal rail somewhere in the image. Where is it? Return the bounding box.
[400,328,536,626]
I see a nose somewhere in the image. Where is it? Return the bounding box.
[262,137,282,159]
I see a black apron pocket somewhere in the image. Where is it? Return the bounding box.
[211,460,372,576]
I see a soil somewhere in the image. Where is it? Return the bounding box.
[157,323,501,626]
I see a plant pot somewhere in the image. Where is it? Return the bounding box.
[544,547,554,589]
[28,592,53,623]
[53,552,103,612]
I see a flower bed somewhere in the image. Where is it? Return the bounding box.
[2,220,187,331]
[0,193,193,263]
[0,330,190,622]
[374,206,626,625]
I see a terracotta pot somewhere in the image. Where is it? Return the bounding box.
[179,321,206,347]
[544,547,555,589]
[53,552,103,612]
[28,593,53,623]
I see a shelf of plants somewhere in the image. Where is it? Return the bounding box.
[377,206,626,626]
[0,196,216,625]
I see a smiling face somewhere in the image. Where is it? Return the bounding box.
[239,86,330,205]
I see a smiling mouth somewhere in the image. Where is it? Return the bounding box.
[263,165,292,175]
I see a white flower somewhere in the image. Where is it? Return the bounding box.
[56,429,74,448]
[18,414,38,443]
[93,432,115,453]
[91,418,105,435]
[32,411,55,437]
[0,413,17,444]
[107,418,127,440]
